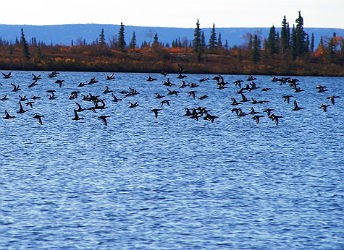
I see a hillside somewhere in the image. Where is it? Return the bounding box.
[0,24,342,47]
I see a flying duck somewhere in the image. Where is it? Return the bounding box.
[33,114,44,125]
[151,108,162,118]
[4,110,15,119]
[98,115,110,126]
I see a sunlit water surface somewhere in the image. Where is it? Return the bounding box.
[0,71,343,249]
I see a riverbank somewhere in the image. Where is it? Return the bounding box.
[0,47,343,76]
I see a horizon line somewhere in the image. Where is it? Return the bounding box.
[0,23,343,30]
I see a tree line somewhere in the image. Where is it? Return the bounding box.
[0,12,343,76]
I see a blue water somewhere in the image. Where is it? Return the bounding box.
[0,71,343,249]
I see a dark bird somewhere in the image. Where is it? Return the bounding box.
[48,71,59,78]
[28,80,39,88]
[31,95,41,100]
[1,95,9,101]
[72,109,83,121]
[88,77,98,84]
[11,83,21,92]
[190,82,199,88]
[199,77,209,82]
[32,74,42,81]
[327,95,340,105]
[249,107,259,115]
[269,114,283,125]
[204,113,218,123]
[252,115,264,124]
[19,95,27,101]
[179,81,189,88]
[234,79,243,88]
[320,103,330,112]
[129,102,139,108]
[263,108,275,116]
[155,93,165,99]
[316,85,327,93]
[283,95,293,104]
[25,101,34,108]
[199,95,208,100]
[33,114,44,125]
[55,79,64,88]
[163,78,174,87]
[75,102,85,112]
[147,76,157,82]
[240,93,249,103]
[17,102,27,114]
[4,110,15,119]
[69,91,79,100]
[161,99,171,107]
[103,86,113,94]
[112,93,122,102]
[247,75,256,81]
[177,64,184,74]
[188,91,196,99]
[292,100,303,111]
[184,108,192,116]
[98,115,109,126]
[177,73,187,79]
[2,72,12,79]
[231,98,241,106]
[151,108,162,118]
[167,89,179,96]
[106,73,115,80]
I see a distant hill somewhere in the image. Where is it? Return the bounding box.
[0,24,342,48]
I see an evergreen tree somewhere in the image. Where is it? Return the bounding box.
[201,31,206,50]
[247,34,253,50]
[281,15,290,52]
[20,28,30,60]
[117,22,126,50]
[129,31,136,49]
[218,33,223,48]
[99,28,106,46]
[208,23,217,51]
[291,25,297,59]
[267,25,278,55]
[294,11,307,57]
[310,33,315,52]
[328,32,336,56]
[152,33,159,48]
[252,34,261,63]
[305,34,310,53]
[224,40,229,50]
[193,19,202,61]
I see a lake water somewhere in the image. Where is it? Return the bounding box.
[0,71,343,249]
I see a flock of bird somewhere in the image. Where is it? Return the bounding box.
[0,66,341,127]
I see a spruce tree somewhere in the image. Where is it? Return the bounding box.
[291,25,297,59]
[224,40,229,50]
[295,11,307,57]
[152,33,159,48]
[218,33,223,48]
[129,31,136,49]
[252,34,260,63]
[118,22,126,51]
[310,33,315,52]
[201,32,206,50]
[267,25,278,55]
[281,15,290,53]
[99,28,106,46]
[193,19,202,61]
[20,28,30,60]
[208,23,217,51]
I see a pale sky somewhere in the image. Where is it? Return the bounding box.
[1,0,343,28]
